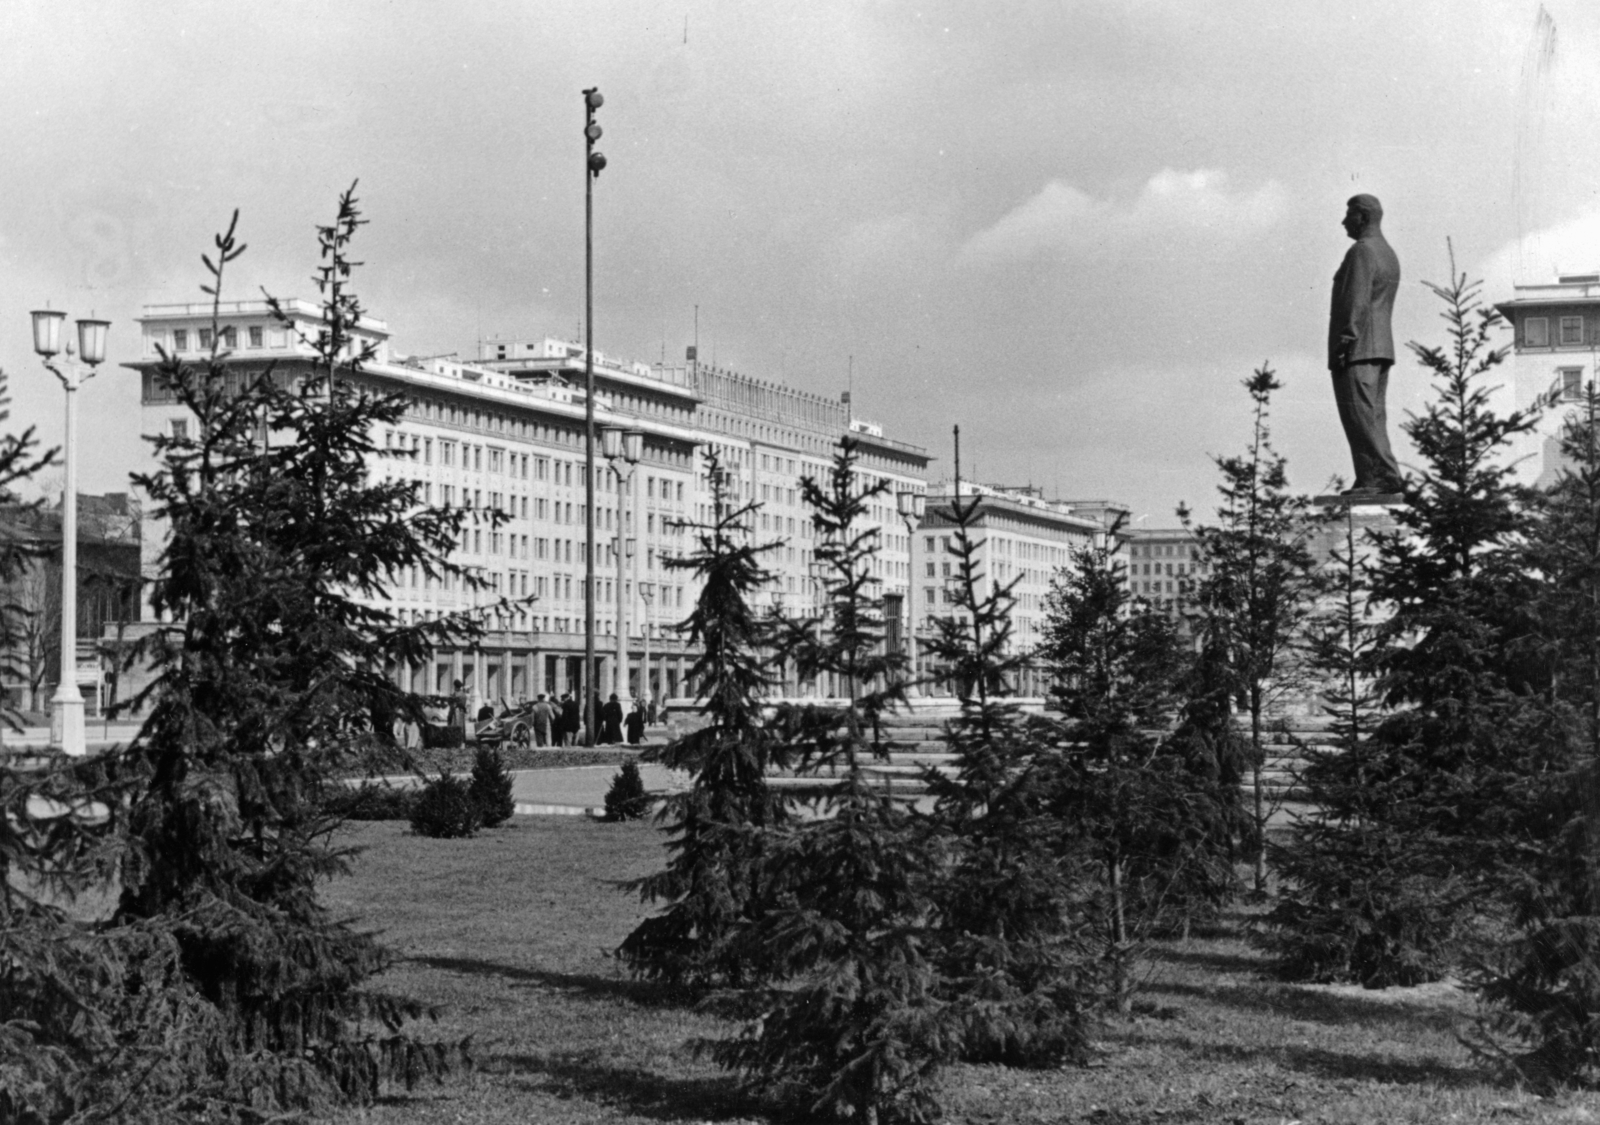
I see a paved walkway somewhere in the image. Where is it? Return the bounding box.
[509,763,688,816]
[345,763,690,818]
[8,724,687,819]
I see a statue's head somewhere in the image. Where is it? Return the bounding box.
[1343,194,1383,239]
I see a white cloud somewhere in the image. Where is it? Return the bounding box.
[960,168,1288,264]
[1476,205,1600,297]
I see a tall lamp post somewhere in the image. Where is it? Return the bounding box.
[601,426,643,700]
[639,580,655,716]
[896,489,926,698]
[30,309,109,757]
[582,85,606,745]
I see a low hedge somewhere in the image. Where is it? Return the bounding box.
[326,783,417,821]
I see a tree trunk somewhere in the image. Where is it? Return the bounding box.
[1109,853,1130,1013]
[1251,700,1266,893]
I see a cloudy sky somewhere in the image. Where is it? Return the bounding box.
[4,0,1600,524]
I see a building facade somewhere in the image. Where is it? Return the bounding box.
[917,483,1115,697]
[0,493,140,715]
[1122,525,1206,617]
[128,302,933,706]
[1494,275,1600,488]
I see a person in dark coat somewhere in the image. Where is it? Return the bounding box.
[559,692,580,746]
[448,679,468,735]
[625,699,646,745]
[599,693,624,745]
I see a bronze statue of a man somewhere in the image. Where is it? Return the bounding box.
[1328,193,1402,495]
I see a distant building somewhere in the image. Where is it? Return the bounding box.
[1494,274,1600,487]
[0,492,140,714]
[477,340,932,694]
[125,302,931,705]
[918,483,1119,697]
[1121,525,1206,619]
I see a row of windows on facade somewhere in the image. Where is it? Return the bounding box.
[1525,316,1589,348]
[1129,542,1199,559]
[164,325,278,352]
[1130,560,1203,578]
[426,521,684,566]
[922,534,1069,565]
[385,430,689,501]
[389,565,689,610]
[428,489,688,539]
[390,605,676,637]
[155,324,370,361]
[391,393,692,474]
[145,364,698,477]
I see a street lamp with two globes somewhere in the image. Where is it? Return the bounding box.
[601,425,643,698]
[896,489,926,695]
[29,308,110,757]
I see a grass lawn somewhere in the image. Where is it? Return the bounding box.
[323,818,1600,1124]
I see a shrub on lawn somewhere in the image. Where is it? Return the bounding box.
[327,783,418,821]
[603,759,651,822]
[411,774,480,838]
[470,746,516,827]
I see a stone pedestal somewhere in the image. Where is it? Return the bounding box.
[1308,493,1405,568]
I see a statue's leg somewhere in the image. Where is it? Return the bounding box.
[1365,364,1401,489]
[1333,363,1401,490]
[1331,367,1369,486]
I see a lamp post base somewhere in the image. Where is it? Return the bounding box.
[50,686,86,758]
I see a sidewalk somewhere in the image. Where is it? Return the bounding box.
[3,721,143,752]
[508,763,687,817]
[347,763,689,818]
[5,725,687,818]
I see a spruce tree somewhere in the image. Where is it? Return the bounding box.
[710,437,950,1125]
[1185,364,1318,893]
[1041,526,1235,1011]
[2,369,256,1121]
[920,491,1098,1065]
[1468,380,1600,1083]
[113,192,486,1110]
[0,372,207,1123]
[1269,253,1540,986]
[603,758,651,822]
[469,744,515,827]
[618,452,786,989]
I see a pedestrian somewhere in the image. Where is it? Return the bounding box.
[560,692,580,747]
[600,693,624,745]
[449,679,468,737]
[531,693,554,747]
[625,698,645,745]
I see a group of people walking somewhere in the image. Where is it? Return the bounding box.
[527,691,655,747]
[438,679,659,747]
[525,692,585,747]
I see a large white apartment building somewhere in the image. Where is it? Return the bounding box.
[127,301,932,704]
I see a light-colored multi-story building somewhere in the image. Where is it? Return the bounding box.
[126,301,932,706]
[1494,275,1600,488]
[917,483,1117,697]
[1122,526,1206,617]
